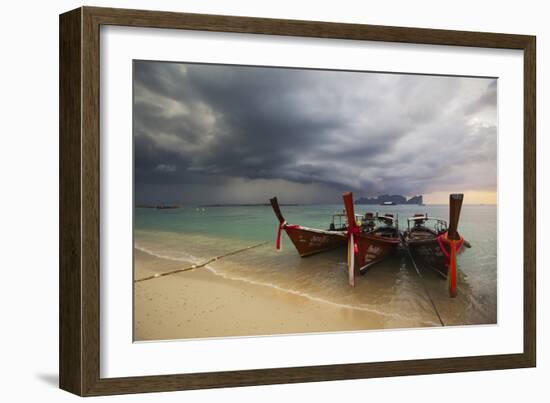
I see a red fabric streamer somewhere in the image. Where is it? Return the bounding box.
[346,225,361,287]
[437,232,463,297]
[437,232,464,264]
[276,221,287,251]
[448,240,458,298]
[348,226,361,253]
[275,222,300,251]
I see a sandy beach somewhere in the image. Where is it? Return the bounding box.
[134,248,412,341]
[134,205,496,342]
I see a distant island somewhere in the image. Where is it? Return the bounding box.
[135,203,302,208]
[136,198,424,208]
[136,204,182,209]
[355,194,423,205]
[203,203,301,207]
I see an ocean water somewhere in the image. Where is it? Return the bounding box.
[134,204,497,328]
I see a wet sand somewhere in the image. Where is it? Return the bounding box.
[134,204,496,341]
[135,248,391,341]
[134,243,495,341]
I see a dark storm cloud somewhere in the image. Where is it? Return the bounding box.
[133,61,497,204]
[464,79,497,116]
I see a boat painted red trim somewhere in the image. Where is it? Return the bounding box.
[269,197,347,257]
[342,192,401,286]
[402,194,469,297]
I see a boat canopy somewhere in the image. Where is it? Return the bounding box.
[407,214,447,233]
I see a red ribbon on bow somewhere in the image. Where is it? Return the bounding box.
[276,221,287,251]
[276,222,300,251]
[436,232,465,264]
[437,232,464,298]
[346,225,361,286]
[348,226,360,254]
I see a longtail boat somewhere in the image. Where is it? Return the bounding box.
[401,193,470,297]
[342,192,401,286]
[269,197,347,257]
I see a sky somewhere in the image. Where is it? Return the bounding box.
[134,61,497,205]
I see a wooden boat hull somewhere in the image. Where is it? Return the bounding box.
[270,196,346,257]
[403,193,467,297]
[406,238,458,278]
[354,233,400,272]
[284,225,346,257]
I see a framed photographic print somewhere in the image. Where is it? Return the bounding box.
[59,6,536,396]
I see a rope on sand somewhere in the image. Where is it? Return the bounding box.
[134,241,268,283]
[405,248,446,327]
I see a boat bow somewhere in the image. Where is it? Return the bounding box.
[269,197,346,257]
[445,193,464,297]
[342,192,359,286]
[270,197,287,250]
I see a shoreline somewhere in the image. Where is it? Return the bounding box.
[134,248,430,341]
[133,222,495,342]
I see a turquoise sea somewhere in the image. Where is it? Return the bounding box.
[134,204,497,328]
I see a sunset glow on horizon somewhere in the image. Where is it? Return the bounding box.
[423,191,497,205]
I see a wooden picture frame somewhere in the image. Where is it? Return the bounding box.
[59,6,536,396]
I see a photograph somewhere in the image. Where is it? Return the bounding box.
[132,60,498,341]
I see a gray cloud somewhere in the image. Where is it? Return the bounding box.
[134,61,497,204]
